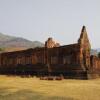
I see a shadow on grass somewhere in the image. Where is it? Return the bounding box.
[0,87,77,100]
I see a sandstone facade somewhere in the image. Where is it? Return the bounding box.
[0,26,100,79]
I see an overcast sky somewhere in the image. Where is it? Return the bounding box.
[0,0,100,48]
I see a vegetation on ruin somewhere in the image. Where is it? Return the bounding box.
[0,75,100,100]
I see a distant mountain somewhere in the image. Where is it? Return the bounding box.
[0,33,44,52]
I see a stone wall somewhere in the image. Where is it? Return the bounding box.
[0,26,99,79]
[90,55,100,72]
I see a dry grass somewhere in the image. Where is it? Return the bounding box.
[0,75,100,100]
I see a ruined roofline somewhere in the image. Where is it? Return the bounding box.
[81,25,86,32]
[51,43,78,48]
[79,26,87,39]
[78,25,91,50]
[1,26,91,54]
[1,47,45,55]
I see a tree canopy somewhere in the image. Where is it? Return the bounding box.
[98,52,100,58]
[0,48,4,52]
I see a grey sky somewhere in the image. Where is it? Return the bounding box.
[0,0,100,48]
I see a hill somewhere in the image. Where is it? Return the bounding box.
[0,33,44,52]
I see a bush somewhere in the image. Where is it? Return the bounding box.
[0,48,4,52]
[98,52,100,58]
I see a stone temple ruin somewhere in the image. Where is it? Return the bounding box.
[0,26,100,79]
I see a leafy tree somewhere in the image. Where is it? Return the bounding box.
[0,48,5,52]
[98,52,100,58]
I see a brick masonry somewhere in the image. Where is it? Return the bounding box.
[0,26,100,79]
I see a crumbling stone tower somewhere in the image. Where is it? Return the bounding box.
[45,37,60,48]
[78,26,91,71]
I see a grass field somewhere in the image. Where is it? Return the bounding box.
[0,75,100,100]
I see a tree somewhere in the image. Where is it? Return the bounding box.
[98,52,100,58]
[0,48,4,52]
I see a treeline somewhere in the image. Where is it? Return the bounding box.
[98,52,100,58]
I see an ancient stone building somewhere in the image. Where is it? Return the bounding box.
[0,26,100,79]
[45,37,60,48]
